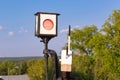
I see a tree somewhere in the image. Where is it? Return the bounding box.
[101,10,120,80]
[69,25,97,79]
[27,58,55,80]
[71,54,94,80]
[63,9,120,80]
[0,61,15,75]
[14,61,28,75]
[90,10,120,80]
[71,25,98,56]
[27,59,46,80]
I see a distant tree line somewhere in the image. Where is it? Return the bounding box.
[0,58,54,80]
[0,56,43,75]
[0,56,43,62]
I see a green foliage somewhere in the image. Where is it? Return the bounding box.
[17,61,28,75]
[0,61,28,76]
[0,61,14,75]
[91,10,120,80]
[69,10,120,80]
[27,59,46,80]
[71,25,97,55]
[27,58,55,80]
[71,55,94,80]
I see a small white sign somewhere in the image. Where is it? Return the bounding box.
[61,50,72,72]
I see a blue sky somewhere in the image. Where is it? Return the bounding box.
[0,0,120,57]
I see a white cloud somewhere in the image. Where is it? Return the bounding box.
[0,26,3,30]
[18,27,28,33]
[60,28,68,33]
[8,31,14,36]
[74,25,80,28]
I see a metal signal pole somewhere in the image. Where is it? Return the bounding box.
[42,37,49,80]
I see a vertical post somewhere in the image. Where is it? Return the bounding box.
[68,25,71,51]
[43,37,50,80]
[62,25,72,80]
[8,67,9,80]
[44,54,49,80]
[67,25,71,80]
[66,25,71,56]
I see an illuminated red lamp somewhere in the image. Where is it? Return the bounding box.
[35,12,60,38]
